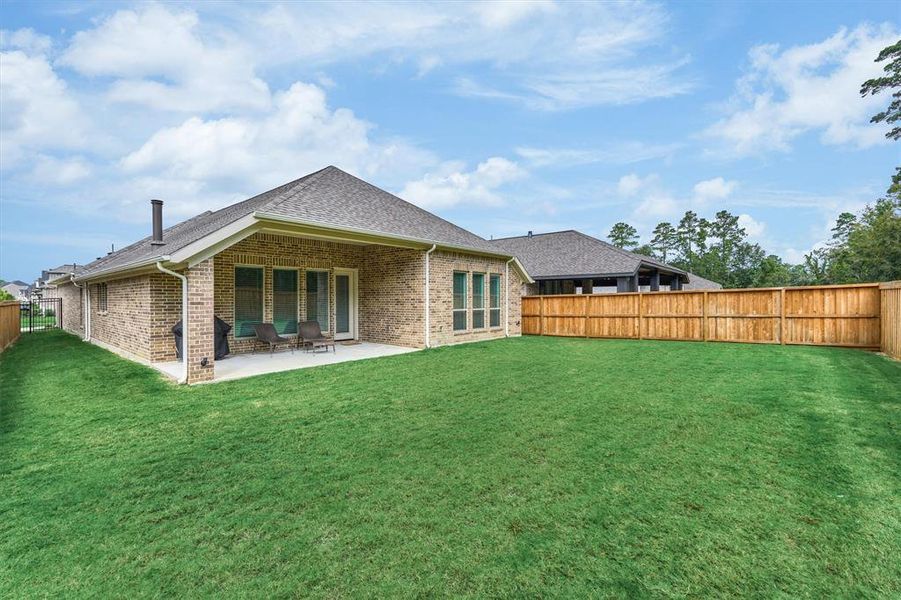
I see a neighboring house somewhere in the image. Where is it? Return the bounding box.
[52,166,531,384]
[681,272,723,290]
[34,264,83,297]
[488,230,722,294]
[1,280,30,301]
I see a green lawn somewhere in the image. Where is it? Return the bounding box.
[2,331,899,598]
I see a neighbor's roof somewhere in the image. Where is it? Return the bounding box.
[77,166,520,280]
[489,230,689,280]
[682,272,723,290]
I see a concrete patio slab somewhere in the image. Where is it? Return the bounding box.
[153,342,419,383]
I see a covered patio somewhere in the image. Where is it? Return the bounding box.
[153,341,418,383]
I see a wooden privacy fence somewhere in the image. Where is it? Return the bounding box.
[0,301,21,353]
[523,282,901,356]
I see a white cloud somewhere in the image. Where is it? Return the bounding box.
[737,213,766,238]
[0,28,52,55]
[617,173,658,197]
[59,5,270,112]
[119,82,435,219]
[0,47,88,169]
[705,24,899,154]
[516,141,681,168]
[693,177,737,202]
[247,1,692,110]
[399,157,526,209]
[30,155,92,185]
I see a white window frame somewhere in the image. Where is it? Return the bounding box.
[489,273,502,329]
[471,272,486,330]
[97,283,108,313]
[305,268,330,334]
[453,271,468,332]
[233,264,264,338]
[272,267,299,336]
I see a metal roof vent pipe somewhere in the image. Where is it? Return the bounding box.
[527,230,533,239]
[151,199,165,245]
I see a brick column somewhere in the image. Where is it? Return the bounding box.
[186,258,215,384]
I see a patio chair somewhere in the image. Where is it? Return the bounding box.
[299,320,336,353]
[252,323,294,355]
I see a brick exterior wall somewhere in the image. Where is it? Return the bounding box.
[46,281,84,335]
[428,250,522,347]
[89,275,153,360]
[80,232,526,383]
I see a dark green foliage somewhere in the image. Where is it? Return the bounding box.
[2,332,900,597]
[607,222,639,248]
[861,39,901,141]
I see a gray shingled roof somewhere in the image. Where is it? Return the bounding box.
[682,272,723,290]
[78,166,507,279]
[488,230,688,279]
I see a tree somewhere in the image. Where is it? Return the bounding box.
[607,222,638,249]
[861,39,901,193]
[632,243,655,257]
[0,289,13,302]
[673,211,709,271]
[650,222,677,262]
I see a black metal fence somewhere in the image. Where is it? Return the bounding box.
[20,298,62,333]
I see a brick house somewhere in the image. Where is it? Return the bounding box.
[51,166,531,384]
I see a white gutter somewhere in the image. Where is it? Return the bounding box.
[70,275,89,341]
[156,262,188,384]
[505,257,514,337]
[75,255,172,284]
[424,244,437,348]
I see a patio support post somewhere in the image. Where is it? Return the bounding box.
[424,244,436,348]
[650,271,660,292]
[157,262,188,384]
[185,258,215,384]
[505,258,514,337]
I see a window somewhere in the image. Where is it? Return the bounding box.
[234,266,263,338]
[306,270,329,332]
[97,283,108,312]
[472,273,485,329]
[273,269,298,335]
[453,271,467,331]
[489,274,501,328]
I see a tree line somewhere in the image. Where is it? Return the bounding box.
[605,38,901,289]
[606,194,900,289]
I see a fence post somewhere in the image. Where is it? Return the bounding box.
[703,291,708,341]
[780,288,786,345]
[539,295,545,336]
[584,295,590,337]
[637,292,643,340]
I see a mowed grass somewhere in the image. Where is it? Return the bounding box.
[1,331,899,598]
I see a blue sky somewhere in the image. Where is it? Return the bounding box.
[1,1,898,282]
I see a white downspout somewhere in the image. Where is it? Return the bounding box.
[505,258,514,337]
[424,244,437,348]
[156,262,188,384]
[70,275,89,341]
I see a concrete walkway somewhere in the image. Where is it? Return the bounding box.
[153,341,419,383]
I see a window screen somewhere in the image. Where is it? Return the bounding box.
[453,271,467,331]
[306,271,329,332]
[489,274,501,327]
[234,267,263,338]
[273,269,298,334]
[472,273,485,329]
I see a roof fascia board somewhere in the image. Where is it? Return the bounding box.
[77,256,172,283]
[169,214,259,266]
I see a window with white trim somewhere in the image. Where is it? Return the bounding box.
[472,273,485,329]
[273,269,298,335]
[489,274,501,328]
[234,266,263,338]
[97,283,108,312]
[453,271,467,331]
[306,270,329,333]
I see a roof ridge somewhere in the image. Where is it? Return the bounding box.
[265,166,493,247]
[489,229,578,241]
[257,165,334,214]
